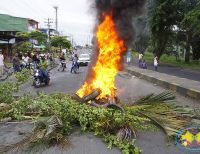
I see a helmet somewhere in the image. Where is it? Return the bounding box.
[40,54,45,57]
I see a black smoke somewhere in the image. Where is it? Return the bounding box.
[80,0,146,87]
[92,0,146,48]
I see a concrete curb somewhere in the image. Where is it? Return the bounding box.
[125,67,200,100]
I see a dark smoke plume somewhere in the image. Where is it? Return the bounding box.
[92,0,146,47]
[82,0,146,85]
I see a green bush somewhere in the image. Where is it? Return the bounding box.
[0,82,15,104]
[15,69,32,84]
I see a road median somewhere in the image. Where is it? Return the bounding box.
[125,66,200,100]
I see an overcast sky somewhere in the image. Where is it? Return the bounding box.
[0,0,95,45]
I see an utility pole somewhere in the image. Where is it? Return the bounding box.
[44,18,53,43]
[53,6,58,34]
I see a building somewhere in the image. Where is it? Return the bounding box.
[28,19,39,32]
[39,28,58,37]
[0,13,39,57]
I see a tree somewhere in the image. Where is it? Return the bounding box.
[29,30,47,45]
[148,0,182,59]
[16,32,29,39]
[16,41,32,53]
[134,16,150,53]
[180,0,200,61]
[50,36,72,52]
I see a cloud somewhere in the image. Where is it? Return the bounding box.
[0,0,95,45]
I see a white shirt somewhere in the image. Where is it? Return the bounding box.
[24,56,30,63]
[139,54,143,60]
[0,54,4,66]
[154,59,158,66]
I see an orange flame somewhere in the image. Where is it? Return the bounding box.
[77,13,126,99]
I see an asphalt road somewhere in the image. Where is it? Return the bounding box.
[1,52,199,154]
[131,58,200,82]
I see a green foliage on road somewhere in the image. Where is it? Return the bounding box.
[15,68,32,84]
[0,82,15,104]
[0,90,198,154]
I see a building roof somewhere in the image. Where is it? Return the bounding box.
[0,14,38,32]
[28,18,39,24]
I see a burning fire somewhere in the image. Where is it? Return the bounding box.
[77,13,126,99]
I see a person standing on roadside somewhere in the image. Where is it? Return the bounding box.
[138,53,143,68]
[126,50,132,66]
[12,53,20,72]
[154,56,158,71]
[0,50,4,77]
[141,59,147,69]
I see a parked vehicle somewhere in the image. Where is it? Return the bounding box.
[78,54,91,66]
[33,67,50,88]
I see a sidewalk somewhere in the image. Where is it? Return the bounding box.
[131,58,200,82]
[125,66,200,100]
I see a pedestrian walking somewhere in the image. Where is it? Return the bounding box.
[0,50,4,77]
[71,54,79,73]
[154,56,158,71]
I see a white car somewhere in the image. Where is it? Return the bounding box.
[78,54,91,66]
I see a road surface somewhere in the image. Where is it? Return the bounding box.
[1,50,199,154]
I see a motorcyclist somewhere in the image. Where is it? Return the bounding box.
[22,53,30,68]
[49,53,54,67]
[40,54,49,78]
[32,52,40,69]
[59,52,66,61]
[59,52,66,71]
[70,54,79,73]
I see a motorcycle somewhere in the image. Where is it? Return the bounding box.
[20,61,34,70]
[58,60,66,72]
[33,67,50,88]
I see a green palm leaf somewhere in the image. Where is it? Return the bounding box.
[135,91,176,104]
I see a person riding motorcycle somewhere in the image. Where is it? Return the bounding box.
[40,55,49,78]
[59,53,66,61]
[58,53,66,71]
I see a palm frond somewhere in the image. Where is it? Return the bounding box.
[117,124,136,141]
[45,115,63,137]
[135,91,176,104]
[139,108,191,138]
